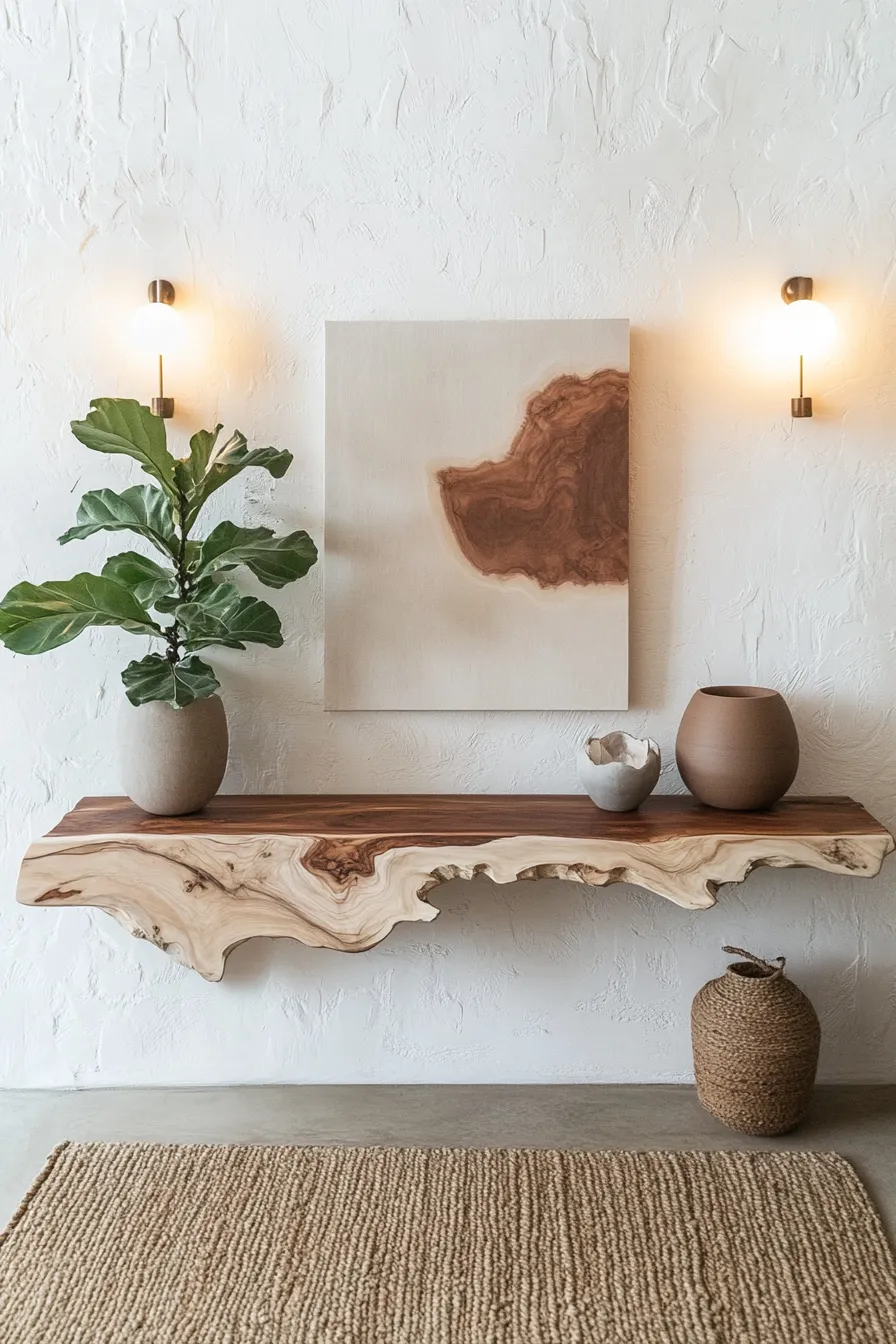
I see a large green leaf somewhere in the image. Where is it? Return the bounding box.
[70,399,177,497]
[183,540,202,570]
[0,574,161,654]
[152,574,219,616]
[121,653,220,708]
[176,582,283,651]
[101,552,177,609]
[58,486,178,558]
[173,425,222,504]
[174,426,293,527]
[194,521,317,588]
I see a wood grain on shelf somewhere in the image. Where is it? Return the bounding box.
[21,794,893,983]
[49,793,889,839]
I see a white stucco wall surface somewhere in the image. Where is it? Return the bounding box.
[1,0,895,1085]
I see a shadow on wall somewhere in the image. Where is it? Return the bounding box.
[154,282,292,437]
[788,690,896,832]
[213,870,895,1083]
[804,275,896,433]
[218,873,690,990]
[798,960,896,1083]
[628,323,686,710]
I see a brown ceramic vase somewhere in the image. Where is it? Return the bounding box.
[675,686,799,810]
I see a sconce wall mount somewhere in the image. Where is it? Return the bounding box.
[149,280,175,419]
[131,279,179,418]
[781,275,814,305]
[780,275,834,420]
[782,276,814,418]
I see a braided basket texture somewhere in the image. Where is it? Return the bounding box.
[692,946,821,1137]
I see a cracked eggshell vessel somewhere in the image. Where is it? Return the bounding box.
[577,731,662,812]
[676,687,799,811]
[117,695,229,816]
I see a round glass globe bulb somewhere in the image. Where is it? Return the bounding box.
[781,298,835,359]
[131,301,184,356]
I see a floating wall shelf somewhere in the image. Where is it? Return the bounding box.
[17,795,893,982]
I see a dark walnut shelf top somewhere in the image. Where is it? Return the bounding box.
[49,794,891,842]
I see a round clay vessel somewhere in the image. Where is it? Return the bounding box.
[118,695,228,816]
[675,685,798,810]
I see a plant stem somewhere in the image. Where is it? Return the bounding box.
[166,486,192,664]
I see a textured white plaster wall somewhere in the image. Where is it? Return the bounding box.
[1,0,895,1086]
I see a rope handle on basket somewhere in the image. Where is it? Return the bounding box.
[722,946,786,974]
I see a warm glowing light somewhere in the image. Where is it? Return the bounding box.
[779,298,835,359]
[131,300,184,356]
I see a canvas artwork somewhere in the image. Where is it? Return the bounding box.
[324,320,629,711]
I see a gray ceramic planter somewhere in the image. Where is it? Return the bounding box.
[577,731,661,813]
[118,695,229,816]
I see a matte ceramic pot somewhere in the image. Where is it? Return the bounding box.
[118,695,229,816]
[577,732,661,812]
[676,686,798,810]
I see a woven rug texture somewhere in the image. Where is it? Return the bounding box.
[0,1143,894,1343]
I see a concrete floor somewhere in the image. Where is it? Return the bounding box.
[2,1085,894,1241]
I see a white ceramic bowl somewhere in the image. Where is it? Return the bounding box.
[577,731,661,813]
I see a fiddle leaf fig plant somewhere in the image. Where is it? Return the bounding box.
[0,398,317,708]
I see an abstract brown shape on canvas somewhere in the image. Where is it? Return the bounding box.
[436,368,629,589]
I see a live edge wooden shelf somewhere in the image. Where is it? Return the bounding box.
[16,794,893,982]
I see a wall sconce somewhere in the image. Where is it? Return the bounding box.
[780,277,835,418]
[131,279,182,418]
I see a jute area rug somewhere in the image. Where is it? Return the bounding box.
[1,1144,894,1343]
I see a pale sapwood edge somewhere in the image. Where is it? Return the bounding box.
[16,829,894,982]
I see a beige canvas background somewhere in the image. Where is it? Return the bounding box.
[325,319,629,711]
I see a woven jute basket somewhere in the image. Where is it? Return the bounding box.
[691,946,820,1137]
